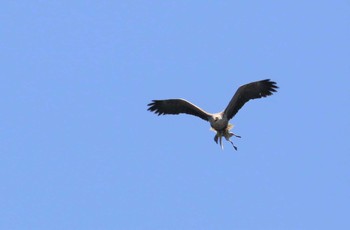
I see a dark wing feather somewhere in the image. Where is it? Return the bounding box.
[147,99,211,121]
[224,79,278,120]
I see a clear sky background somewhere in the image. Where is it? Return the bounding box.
[1,1,349,229]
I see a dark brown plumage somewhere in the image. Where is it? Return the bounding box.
[224,79,278,120]
[147,99,211,121]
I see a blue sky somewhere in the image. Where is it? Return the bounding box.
[1,1,349,229]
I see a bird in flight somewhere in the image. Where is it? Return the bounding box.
[147,79,278,150]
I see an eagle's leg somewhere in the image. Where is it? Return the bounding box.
[225,132,238,150]
[214,132,224,149]
[226,124,241,138]
[232,133,241,138]
[228,140,238,151]
[214,134,218,144]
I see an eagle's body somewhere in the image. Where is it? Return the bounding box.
[209,113,227,130]
[147,79,278,150]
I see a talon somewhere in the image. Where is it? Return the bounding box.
[214,135,218,144]
[229,141,238,151]
[232,133,241,138]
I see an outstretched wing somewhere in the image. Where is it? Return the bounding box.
[147,99,212,121]
[224,79,278,120]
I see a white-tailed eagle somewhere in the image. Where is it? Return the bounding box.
[147,79,278,150]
